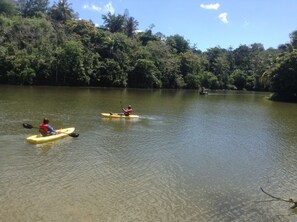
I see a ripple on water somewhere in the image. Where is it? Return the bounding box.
[1,89,297,221]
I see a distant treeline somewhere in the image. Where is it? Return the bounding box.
[0,0,296,102]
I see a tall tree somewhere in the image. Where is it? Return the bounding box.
[205,47,231,88]
[144,41,181,88]
[270,50,297,101]
[166,34,189,54]
[278,43,293,54]
[19,0,49,17]
[128,59,161,88]
[124,16,138,37]
[48,0,76,23]
[102,12,125,33]
[137,29,158,46]
[290,30,297,49]
[0,0,17,16]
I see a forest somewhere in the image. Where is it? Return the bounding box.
[0,0,296,102]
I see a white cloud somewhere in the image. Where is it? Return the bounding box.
[218,12,228,24]
[105,2,115,14]
[200,3,220,10]
[83,5,100,12]
[83,2,115,14]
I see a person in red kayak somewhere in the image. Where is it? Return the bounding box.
[122,105,133,116]
[39,118,58,136]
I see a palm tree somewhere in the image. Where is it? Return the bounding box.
[102,12,125,33]
[48,0,76,22]
[124,16,139,37]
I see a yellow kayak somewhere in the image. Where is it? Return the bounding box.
[26,127,76,144]
[101,113,139,118]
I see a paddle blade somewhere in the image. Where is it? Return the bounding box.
[23,123,34,129]
[68,132,79,138]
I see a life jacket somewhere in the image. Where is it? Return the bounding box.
[39,124,49,132]
[124,108,133,116]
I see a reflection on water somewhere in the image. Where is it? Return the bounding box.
[0,86,297,221]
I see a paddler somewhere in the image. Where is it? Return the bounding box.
[122,105,133,116]
[39,118,59,136]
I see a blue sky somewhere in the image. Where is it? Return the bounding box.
[50,0,297,52]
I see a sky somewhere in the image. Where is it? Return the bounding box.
[50,0,297,52]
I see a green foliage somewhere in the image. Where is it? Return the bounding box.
[270,50,297,101]
[230,69,247,90]
[128,59,161,88]
[0,0,17,16]
[142,41,182,88]
[64,19,97,48]
[184,73,201,89]
[245,75,256,90]
[166,34,189,54]
[6,50,36,84]
[56,40,88,85]
[102,12,125,33]
[290,30,297,49]
[137,30,159,46]
[102,12,139,38]
[48,0,76,23]
[200,71,219,89]
[99,58,127,87]
[124,16,139,37]
[0,4,296,102]
[19,0,49,17]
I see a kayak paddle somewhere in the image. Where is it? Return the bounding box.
[22,123,79,138]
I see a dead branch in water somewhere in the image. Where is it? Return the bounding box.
[260,187,297,209]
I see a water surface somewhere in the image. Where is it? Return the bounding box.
[1,86,297,221]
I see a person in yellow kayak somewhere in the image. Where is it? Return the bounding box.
[39,118,59,136]
[122,105,133,116]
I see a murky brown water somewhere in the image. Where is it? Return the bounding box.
[1,86,297,221]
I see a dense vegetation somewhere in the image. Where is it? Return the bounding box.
[0,0,296,102]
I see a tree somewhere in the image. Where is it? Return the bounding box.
[137,29,158,46]
[179,51,207,88]
[205,47,231,88]
[200,71,219,89]
[64,19,97,48]
[0,15,57,84]
[98,58,127,87]
[270,50,297,101]
[56,40,87,85]
[0,0,17,16]
[233,44,251,71]
[166,34,189,54]
[19,0,49,17]
[290,30,297,49]
[230,69,247,90]
[278,43,293,55]
[144,41,181,88]
[124,16,139,37]
[5,50,36,85]
[128,59,161,88]
[102,12,125,33]
[48,0,76,23]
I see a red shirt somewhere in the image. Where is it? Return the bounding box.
[124,107,133,116]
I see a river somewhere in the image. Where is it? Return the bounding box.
[1,85,297,221]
